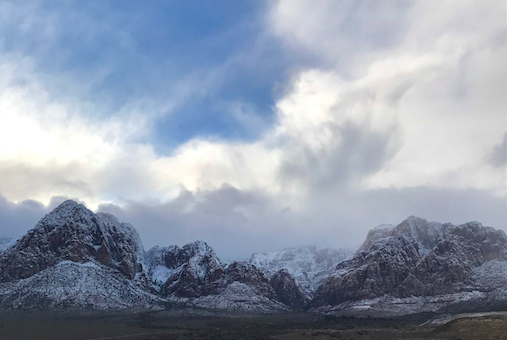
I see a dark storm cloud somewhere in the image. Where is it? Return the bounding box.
[97,186,285,261]
[0,194,90,239]
[96,184,506,261]
[0,181,504,261]
[489,132,507,168]
[0,195,46,238]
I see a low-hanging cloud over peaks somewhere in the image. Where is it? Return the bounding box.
[1,184,505,262]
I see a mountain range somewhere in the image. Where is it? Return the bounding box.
[0,200,505,317]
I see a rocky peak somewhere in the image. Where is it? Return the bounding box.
[357,216,444,256]
[223,262,276,300]
[36,200,96,232]
[184,240,214,256]
[356,224,394,253]
[145,241,223,297]
[391,216,443,251]
[313,217,507,309]
[148,240,219,271]
[162,248,224,298]
[0,200,146,282]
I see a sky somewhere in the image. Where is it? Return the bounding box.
[0,0,505,261]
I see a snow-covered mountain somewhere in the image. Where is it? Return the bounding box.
[0,200,158,310]
[145,241,221,288]
[1,201,506,316]
[0,200,147,283]
[145,242,304,311]
[0,201,307,312]
[312,216,507,316]
[249,246,354,297]
[0,261,161,310]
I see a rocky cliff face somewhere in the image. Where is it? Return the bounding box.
[0,201,147,283]
[312,216,507,315]
[270,269,309,310]
[2,203,506,315]
[158,242,225,298]
[145,241,222,289]
[146,242,309,310]
[0,201,160,310]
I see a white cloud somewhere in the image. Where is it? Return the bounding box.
[269,0,506,196]
[0,0,504,232]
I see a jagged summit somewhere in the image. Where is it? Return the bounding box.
[392,216,444,250]
[358,216,443,254]
[35,200,96,231]
[145,240,220,286]
[0,200,157,310]
[186,240,214,254]
[53,199,83,210]
[145,241,308,310]
[373,223,394,231]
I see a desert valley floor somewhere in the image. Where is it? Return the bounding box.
[1,310,507,340]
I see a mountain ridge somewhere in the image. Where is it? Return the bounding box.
[311,216,507,316]
[0,200,505,316]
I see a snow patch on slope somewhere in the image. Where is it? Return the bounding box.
[249,246,354,296]
[0,261,162,310]
[313,290,507,317]
[0,237,16,253]
[474,259,507,290]
[183,282,288,312]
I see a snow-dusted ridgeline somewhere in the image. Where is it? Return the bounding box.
[1,201,506,316]
[312,216,507,316]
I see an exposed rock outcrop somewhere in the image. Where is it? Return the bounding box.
[313,216,507,315]
[0,201,159,310]
[2,202,506,315]
[146,242,305,311]
[160,243,224,298]
[270,269,309,310]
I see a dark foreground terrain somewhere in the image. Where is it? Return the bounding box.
[1,310,506,340]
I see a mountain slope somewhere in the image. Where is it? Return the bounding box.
[0,201,147,283]
[0,261,161,310]
[146,242,302,311]
[0,200,157,310]
[145,241,222,290]
[249,246,354,296]
[1,203,506,315]
[312,216,507,316]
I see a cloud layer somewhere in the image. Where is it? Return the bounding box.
[0,0,505,259]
